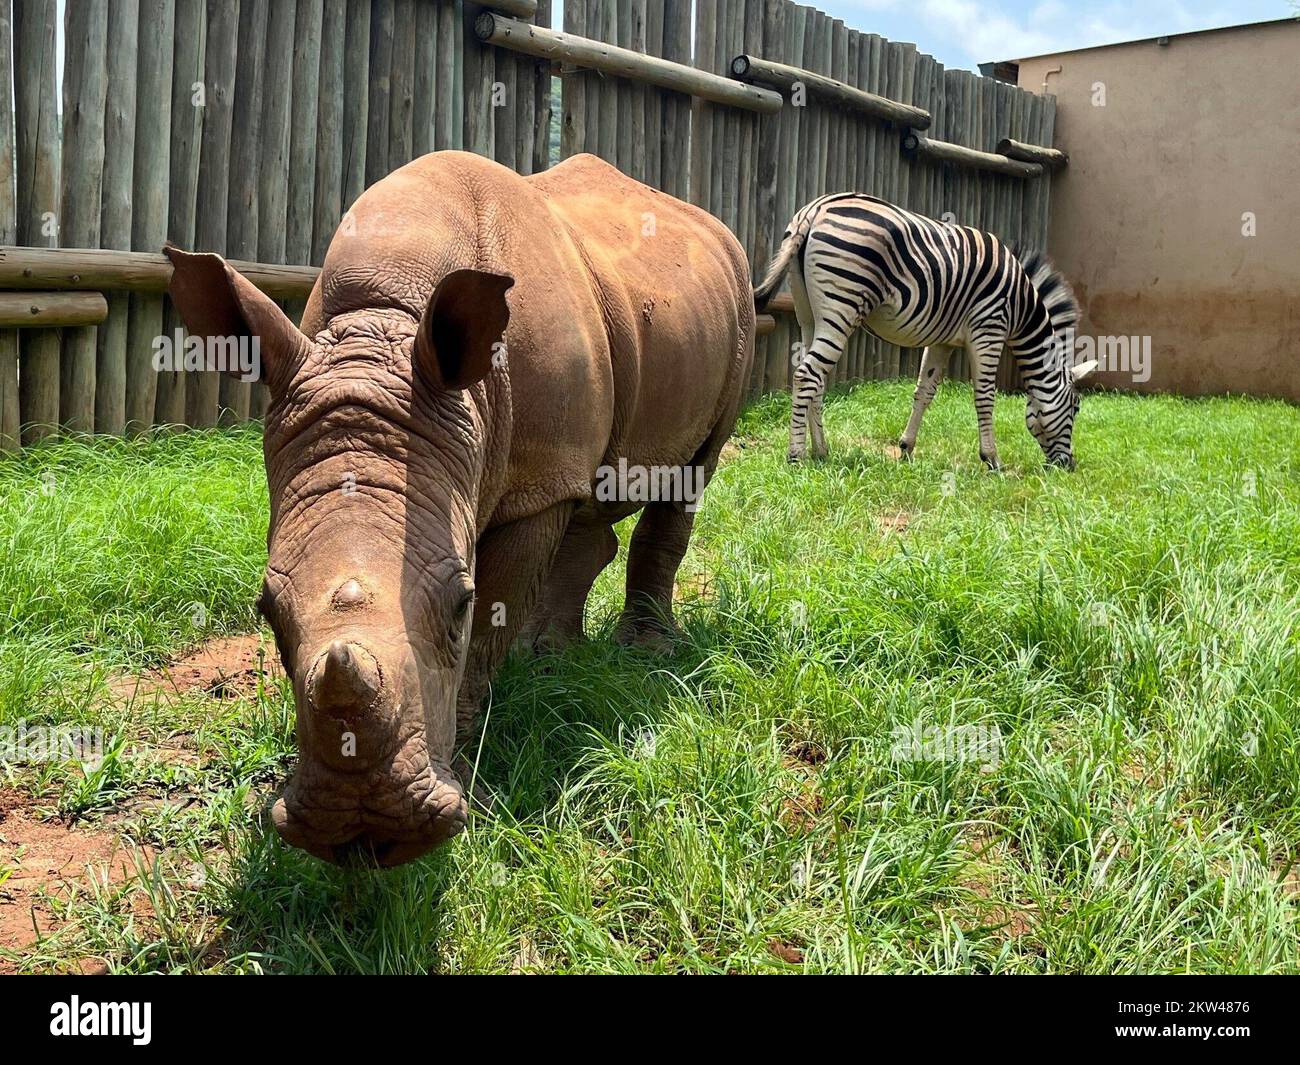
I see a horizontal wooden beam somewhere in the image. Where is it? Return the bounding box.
[763,292,795,315]
[0,291,109,327]
[476,14,783,114]
[902,131,1043,178]
[0,246,320,299]
[997,137,1068,168]
[485,0,538,18]
[0,247,775,337]
[730,54,931,130]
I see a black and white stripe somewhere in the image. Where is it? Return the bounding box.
[755,193,1095,468]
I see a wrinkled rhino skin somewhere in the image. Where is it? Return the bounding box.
[166,152,754,867]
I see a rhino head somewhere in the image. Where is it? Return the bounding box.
[166,248,513,866]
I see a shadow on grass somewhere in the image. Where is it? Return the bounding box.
[213,617,715,974]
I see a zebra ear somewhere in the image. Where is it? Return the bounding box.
[1070,359,1098,382]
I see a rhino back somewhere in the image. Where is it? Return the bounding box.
[528,154,754,474]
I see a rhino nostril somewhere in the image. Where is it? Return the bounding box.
[310,640,382,717]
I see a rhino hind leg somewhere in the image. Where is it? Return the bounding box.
[517,517,619,652]
[615,501,697,652]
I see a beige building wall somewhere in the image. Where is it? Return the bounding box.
[1015,20,1300,401]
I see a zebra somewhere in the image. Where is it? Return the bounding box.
[754,193,1097,469]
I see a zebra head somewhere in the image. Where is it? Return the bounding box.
[1026,357,1098,469]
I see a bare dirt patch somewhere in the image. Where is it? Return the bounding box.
[109,634,283,703]
[766,938,805,964]
[876,511,912,536]
[718,440,745,465]
[0,789,152,972]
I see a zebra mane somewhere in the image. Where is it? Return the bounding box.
[1014,246,1080,348]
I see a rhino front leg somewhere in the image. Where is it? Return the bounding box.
[517,516,618,651]
[615,501,696,652]
[455,502,575,744]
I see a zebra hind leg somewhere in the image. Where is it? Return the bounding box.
[809,393,828,459]
[899,345,951,460]
[789,328,845,463]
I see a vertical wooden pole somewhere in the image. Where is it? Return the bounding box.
[560,0,586,159]
[435,0,458,151]
[124,0,174,434]
[613,0,629,171]
[492,0,518,171]
[13,0,60,442]
[257,0,302,421]
[584,0,602,155]
[289,0,323,264]
[314,0,346,263]
[756,0,784,393]
[598,0,617,163]
[342,0,371,207]
[629,0,645,181]
[0,0,19,448]
[158,0,205,427]
[1038,94,1056,247]
[59,0,109,433]
[688,0,715,210]
[388,0,416,171]
[222,0,265,424]
[367,0,394,181]
[186,0,235,428]
[662,0,689,200]
[463,2,494,158]
[531,0,552,173]
[413,0,436,159]
[643,0,661,188]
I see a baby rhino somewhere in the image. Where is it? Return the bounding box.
[167,152,754,866]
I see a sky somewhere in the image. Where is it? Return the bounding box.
[812,0,1292,70]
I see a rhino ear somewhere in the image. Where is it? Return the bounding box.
[413,268,514,391]
[163,244,309,395]
[1070,359,1099,382]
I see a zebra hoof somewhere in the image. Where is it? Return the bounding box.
[980,453,1003,472]
[897,440,913,461]
[787,449,805,464]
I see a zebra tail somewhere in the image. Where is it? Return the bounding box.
[752,223,807,309]
[1015,246,1080,341]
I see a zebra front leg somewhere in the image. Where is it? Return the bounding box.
[899,346,951,460]
[969,341,1004,470]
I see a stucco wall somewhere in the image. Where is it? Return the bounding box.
[1016,22,1300,401]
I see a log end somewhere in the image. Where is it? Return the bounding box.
[474,10,498,43]
[730,54,752,78]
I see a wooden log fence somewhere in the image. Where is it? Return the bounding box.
[729,52,931,128]
[902,129,1043,178]
[0,292,109,327]
[0,0,1062,446]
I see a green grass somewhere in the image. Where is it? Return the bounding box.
[2,379,1299,973]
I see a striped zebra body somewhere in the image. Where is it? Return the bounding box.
[755,193,1095,468]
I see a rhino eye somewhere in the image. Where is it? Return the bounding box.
[449,588,474,642]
